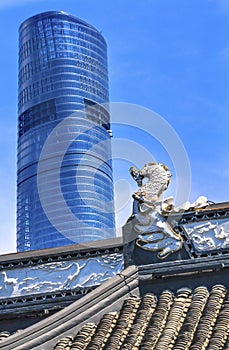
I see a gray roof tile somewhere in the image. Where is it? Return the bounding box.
[51,284,229,350]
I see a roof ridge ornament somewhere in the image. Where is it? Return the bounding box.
[129,162,183,259]
[125,162,229,263]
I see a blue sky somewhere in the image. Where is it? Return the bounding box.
[0,0,228,254]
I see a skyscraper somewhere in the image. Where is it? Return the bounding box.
[17,11,115,251]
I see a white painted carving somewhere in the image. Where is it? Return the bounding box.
[130,163,183,259]
[172,196,210,212]
[183,219,229,252]
[0,254,123,299]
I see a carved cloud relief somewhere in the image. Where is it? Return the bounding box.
[0,254,124,299]
[183,219,229,252]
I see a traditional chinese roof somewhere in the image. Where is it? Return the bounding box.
[52,284,229,350]
[1,256,229,350]
[2,283,228,349]
[0,200,229,349]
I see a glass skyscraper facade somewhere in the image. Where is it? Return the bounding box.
[17,11,115,251]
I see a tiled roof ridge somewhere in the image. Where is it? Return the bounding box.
[154,288,192,349]
[86,312,119,350]
[208,295,229,349]
[104,296,141,349]
[0,331,10,342]
[53,323,97,350]
[139,289,174,349]
[173,285,209,350]
[50,284,229,350]
[120,293,157,349]
[190,284,227,350]
[53,335,73,349]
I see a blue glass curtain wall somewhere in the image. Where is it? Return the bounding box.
[17,11,115,251]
